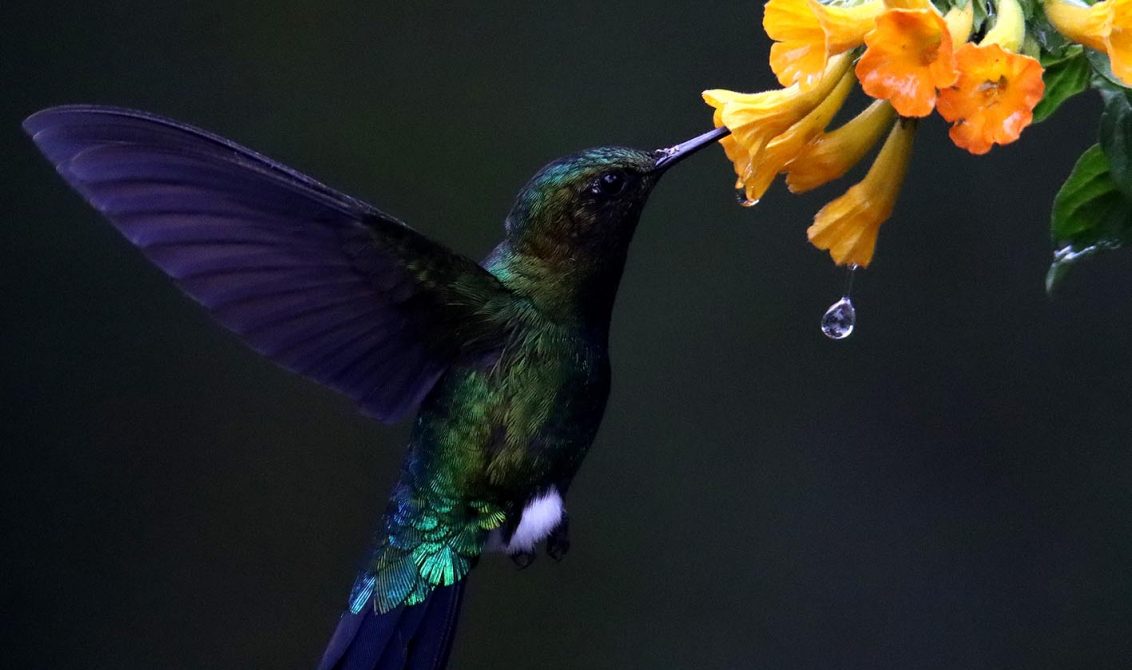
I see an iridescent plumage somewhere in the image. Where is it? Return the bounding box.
[350,147,662,613]
[23,106,725,669]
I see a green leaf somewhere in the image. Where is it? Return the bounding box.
[1099,86,1132,197]
[1031,6,1072,57]
[1033,47,1089,124]
[1086,48,1128,89]
[1047,145,1132,293]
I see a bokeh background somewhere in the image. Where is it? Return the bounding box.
[3,2,1131,668]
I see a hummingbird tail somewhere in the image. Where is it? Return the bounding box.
[317,581,467,670]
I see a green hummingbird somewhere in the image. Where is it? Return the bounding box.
[23,105,727,670]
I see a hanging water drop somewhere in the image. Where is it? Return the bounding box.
[820,265,859,340]
[821,297,856,340]
[734,188,758,207]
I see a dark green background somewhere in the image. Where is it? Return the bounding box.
[4,2,1131,668]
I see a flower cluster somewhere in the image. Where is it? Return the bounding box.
[704,0,1132,275]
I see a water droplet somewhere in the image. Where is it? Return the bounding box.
[734,188,759,207]
[821,297,856,340]
[1052,244,1100,264]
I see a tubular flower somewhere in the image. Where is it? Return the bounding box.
[943,2,976,45]
[785,100,896,193]
[765,0,831,89]
[817,0,887,51]
[807,119,917,268]
[937,0,1044,155]
[1045,0,1132,85]
[855,6,959,117]
[704,54,852,197]
[982,0,1027,51]
[742,69,857,202]
[765,0,885,89]
[700,0,1119,279]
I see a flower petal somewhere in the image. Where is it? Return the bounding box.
[807,119,916,267]
[811,0,885,52]
[703,54,853,194]
[744,69,857,202]
[764,0,830,88]
[937,43,1045,155]
[855,8,958,117]
[1105,0,1132,84]
[786,100,896,193]
[1044,0,1109,53]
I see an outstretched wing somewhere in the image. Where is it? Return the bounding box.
[24,105,516,423]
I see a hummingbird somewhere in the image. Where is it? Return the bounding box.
[23,105,727,670]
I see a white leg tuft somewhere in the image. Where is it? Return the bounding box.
[505,488,564,554]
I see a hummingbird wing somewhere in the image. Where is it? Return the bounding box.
[24,105,516,423]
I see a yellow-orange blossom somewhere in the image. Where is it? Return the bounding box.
[1044,0,1132,85]
[937,44,1045,154]
[937,0,1044,154]
[855,6,958,117]
[764,0,884,88]
[705,0,1051,270]
[807,120,917,268]
[703,54,853,204]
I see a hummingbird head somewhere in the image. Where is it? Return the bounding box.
[502,145,658,248]
[491,127,728,326]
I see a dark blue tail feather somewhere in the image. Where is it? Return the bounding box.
[318,582,466,670]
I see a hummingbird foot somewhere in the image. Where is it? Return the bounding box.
[510,550,537,569]
[546,513,570,561]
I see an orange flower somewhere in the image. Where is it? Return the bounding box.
[765,0,884,89]
[741,70,857,202]
[703,54,852,201]
[855,7,959,117]
[786,100,896,193]
[936,43,1044,155]
[807,119,916,268]
[1045,0,1132,85]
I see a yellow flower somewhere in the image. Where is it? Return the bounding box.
[765,0,830,89]
[741,69,857,202]
[807,119,917,268]
[983,0,1026,51]
[1045,0,1132,85]
[785,100,896,193]
[943,2,975,46]
[817,0,887,51]
[703,54,852,200]
[855,6,959,117]
[764,0,884,89]
[879,0,973,39]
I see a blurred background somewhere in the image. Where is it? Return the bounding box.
[3,2,1131,668]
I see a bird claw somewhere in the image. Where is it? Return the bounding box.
[510,550,536,569]
[546,515,570,561]
[546,536,570,562]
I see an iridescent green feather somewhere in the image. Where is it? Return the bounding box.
[351,147,659,614]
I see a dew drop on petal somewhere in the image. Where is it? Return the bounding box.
[821,297,856,340]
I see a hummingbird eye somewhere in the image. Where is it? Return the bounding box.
[591,172,627,197]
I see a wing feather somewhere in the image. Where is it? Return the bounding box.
[24,105,515,422]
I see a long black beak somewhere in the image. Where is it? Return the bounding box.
[653,126,731,172]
